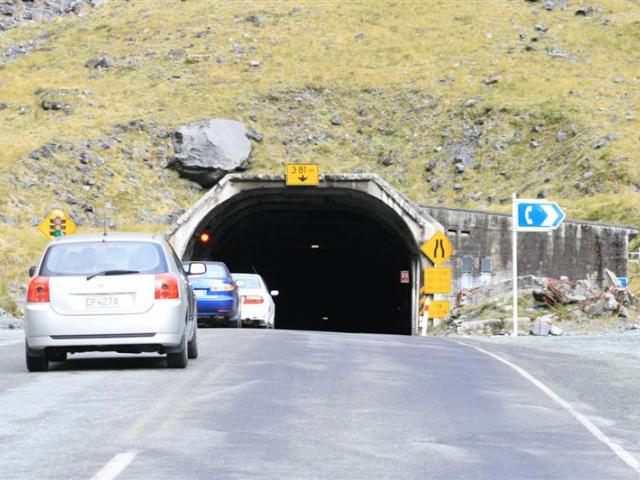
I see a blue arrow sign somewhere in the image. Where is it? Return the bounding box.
[515,200,565,232]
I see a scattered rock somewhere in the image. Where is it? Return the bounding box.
[530,318,551,336]
[249,60,261,68]
[170,119,253,187]
[547,47,567,58]
[245,14,265,27]
[354,32,365,40]
[582,171,594,180]
[378,152,395,166]
[575,6,594,16]
[0,4,15,16]
[543,0,568,10]
[548,324,564,336]
[84,56,113,69]
[430,180,440,192]
[464,98,477,108]
[612,76,624,84]
[453,183,463,192]
[245,127,263,143]
[494,140,508,150]
[530,140,541,148]
[425,159,438,172]
[41,100,64,111]
[556,131,568,142]
[483,76,499,85]
[454,163,465,174]
[330,115,343,126]
[592,138,607,149]
[0,103,7,110]
[534,24,548,33]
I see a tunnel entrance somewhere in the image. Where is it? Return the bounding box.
[167,174,442,335]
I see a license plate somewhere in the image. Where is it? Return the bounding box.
[194,290,207,298]
[84,295,122,309]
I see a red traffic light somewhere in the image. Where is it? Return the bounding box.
[198,231,211,243]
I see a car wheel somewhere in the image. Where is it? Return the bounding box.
[187,326,199,359]
[25,342,48,372]
[167,335,188,368]
[49,350,67,362]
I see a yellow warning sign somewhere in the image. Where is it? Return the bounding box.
[38,209,77,240]
[421,231,453,265]
[429,300,451,318]
[424,266,452,294]
[286,164,319,186]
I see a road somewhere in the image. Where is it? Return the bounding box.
[0,329,638,479]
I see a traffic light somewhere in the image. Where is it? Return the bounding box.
[49,216,66,238]
[198,231,211,244]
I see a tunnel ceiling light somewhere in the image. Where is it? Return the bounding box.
[310,244,320,249]
[199,231,212,244]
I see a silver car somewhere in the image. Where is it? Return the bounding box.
[24,233,198,371]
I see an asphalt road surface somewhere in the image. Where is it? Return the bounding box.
[0,329,638,479]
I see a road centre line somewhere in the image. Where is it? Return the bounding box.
[91,451,137,480]
[151,336,258,437]
[455,341,640,477]
[123,370,195,441]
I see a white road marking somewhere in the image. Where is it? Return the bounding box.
[91,451,137,480]
[457,341,640,477]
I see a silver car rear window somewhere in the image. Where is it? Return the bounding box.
[40,241,168,276]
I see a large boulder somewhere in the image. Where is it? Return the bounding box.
[170,119,253,187]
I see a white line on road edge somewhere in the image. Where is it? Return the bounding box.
[457,341,640,477]
[91,451,137,480]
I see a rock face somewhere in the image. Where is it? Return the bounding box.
[170,119,253,187]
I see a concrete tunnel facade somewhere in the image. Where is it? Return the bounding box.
[166,174,443,335]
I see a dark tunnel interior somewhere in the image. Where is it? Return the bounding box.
[185,188,417,335]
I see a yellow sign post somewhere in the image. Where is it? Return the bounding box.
[38,209,77,240]
[429,300,451,318]
[286,164,319,186]
[423,266,452,294]
[420,231,453,265]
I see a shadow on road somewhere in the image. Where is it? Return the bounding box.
[49,354,169,371]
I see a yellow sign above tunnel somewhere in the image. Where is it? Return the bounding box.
[421,231,453,265]
[286,164,319,186]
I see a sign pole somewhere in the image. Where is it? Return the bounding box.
[512,193,518,336]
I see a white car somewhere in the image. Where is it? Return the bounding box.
[232,273,278,328]
[24,233,198,371]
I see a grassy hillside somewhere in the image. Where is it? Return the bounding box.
[0,0,639,312]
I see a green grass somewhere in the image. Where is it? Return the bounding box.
[0,0,639,312]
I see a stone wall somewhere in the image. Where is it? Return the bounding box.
[421,205,636,293]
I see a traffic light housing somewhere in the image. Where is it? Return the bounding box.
[49,216,66,238]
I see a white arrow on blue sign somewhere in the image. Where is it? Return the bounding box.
[515,199,565,232]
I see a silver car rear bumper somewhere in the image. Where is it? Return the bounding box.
[25,299,186,351]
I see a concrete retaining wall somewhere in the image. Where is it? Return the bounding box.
[422,206,636,293]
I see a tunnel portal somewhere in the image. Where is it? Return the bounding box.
[167,174,441,335]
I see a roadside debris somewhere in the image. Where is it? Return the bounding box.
[450,275,639,336]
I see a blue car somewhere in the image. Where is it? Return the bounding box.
[183,261,240,327]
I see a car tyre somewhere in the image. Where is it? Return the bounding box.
[49,350,67,362]
[187,327,198,359]
[25,342,48,372]
[167,335,188,368]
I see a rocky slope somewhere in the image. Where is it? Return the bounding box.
[0,0,639,312]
